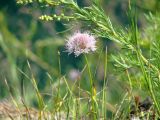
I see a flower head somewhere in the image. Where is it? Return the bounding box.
[66,31,96,56]
[68,69,81,81]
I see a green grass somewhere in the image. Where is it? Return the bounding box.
[0,0,160,119]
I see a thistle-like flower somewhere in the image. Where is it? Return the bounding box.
[66,32,96,56]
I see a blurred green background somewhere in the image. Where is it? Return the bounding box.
[0,0,160,113]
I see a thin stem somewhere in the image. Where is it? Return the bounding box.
[57,51,61,98]
[102,46,107,119]
[55,51,62,119]
[84,55,93,95]
[84,54,97,120]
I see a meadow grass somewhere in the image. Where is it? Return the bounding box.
[0,0,160,120]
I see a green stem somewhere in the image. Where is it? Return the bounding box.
[84,54,96,120]
[102,46,107,119]
[84,55,93,93]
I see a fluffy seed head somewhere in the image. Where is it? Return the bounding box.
[66,32,96,56]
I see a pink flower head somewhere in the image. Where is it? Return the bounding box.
[68,69,81,81]
[66,32,96,56]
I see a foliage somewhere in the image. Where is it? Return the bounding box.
[0,0,160,119]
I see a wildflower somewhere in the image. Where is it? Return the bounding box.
[68,69,81,81]
[66,31,96,56]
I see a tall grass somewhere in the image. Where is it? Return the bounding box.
[0,0,160,119]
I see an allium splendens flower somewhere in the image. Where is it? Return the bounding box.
[66,32,97,56]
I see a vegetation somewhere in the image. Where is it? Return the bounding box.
[0,0,160,119]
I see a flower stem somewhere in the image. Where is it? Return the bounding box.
[84,54,97,120]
